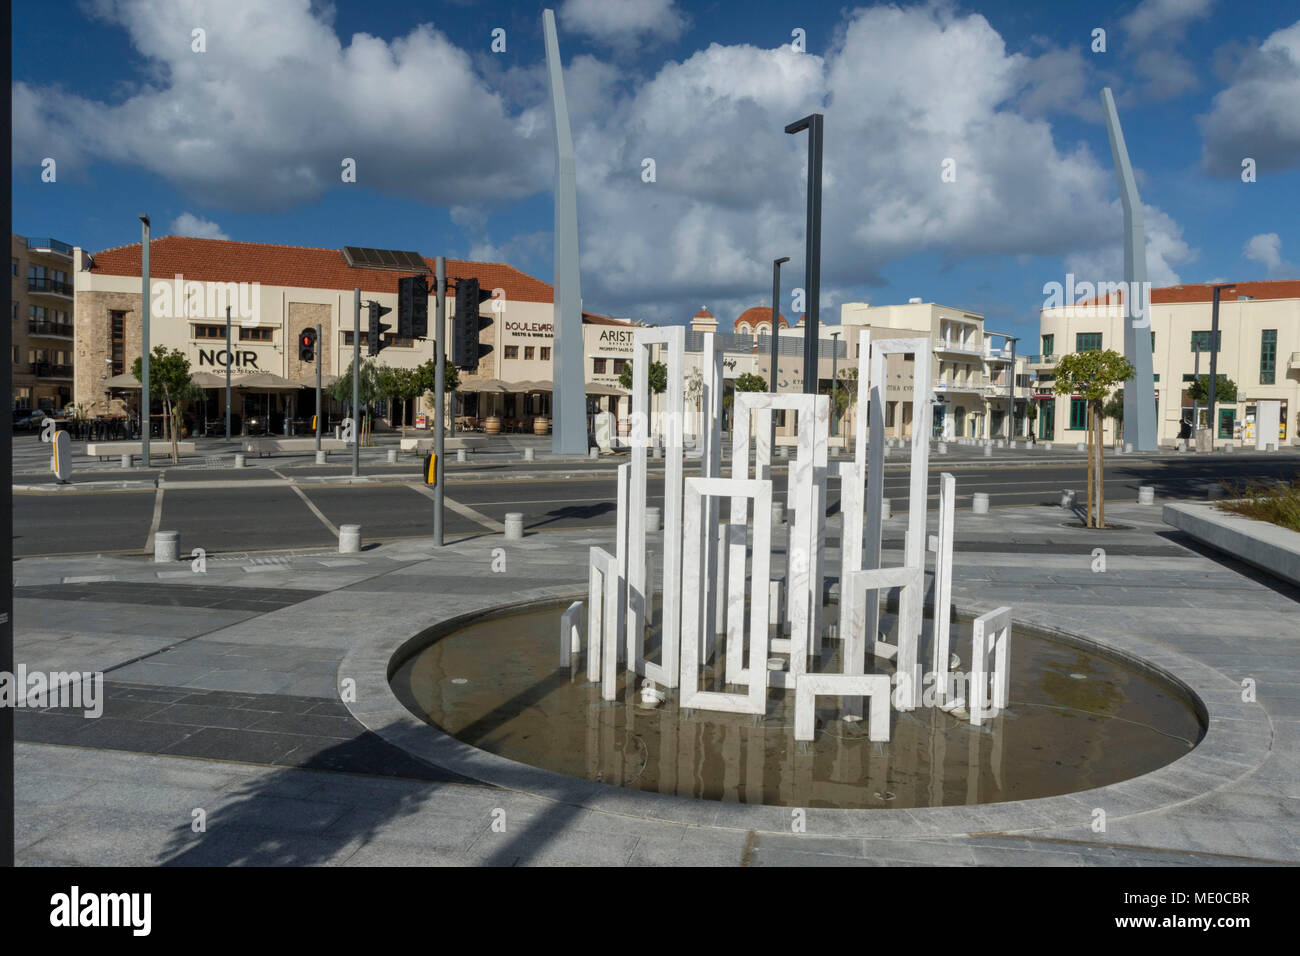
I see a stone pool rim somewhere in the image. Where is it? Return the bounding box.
[340,585,1269,838]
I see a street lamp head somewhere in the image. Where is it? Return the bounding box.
[138,214,150,226]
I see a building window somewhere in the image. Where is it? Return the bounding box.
[612,358,629,375]
[343,331,356,346]
[1261,329,1277,385]
[239,326,272,342]
[10,258,17,276]
[1218,407,1236,439]
[524,346,535,360]
[385,335,414,348]
[10,301,16,321]
[1076,333,1102,352]
[1068,397,1088,429]
[504,345,519,360]
[1041,334,1054,356]
[1190,330,1221,353]
[592,357,607,375]
[885,402,896,428]
[540,347,551,361]
[194,325,226,339]
[110,310,126,375]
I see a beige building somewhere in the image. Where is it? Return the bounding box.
[11,234,77,413]
[841,300,1027,440]
[1033,280,1300,446]
[71,236,636,434]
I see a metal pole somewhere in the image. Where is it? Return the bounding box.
[140,215,150,465]
[352,288,360,478]
[2,46,14,862]
[770,258,788,392]
[434,258,446,546]
[1007,337,1017,439]
[1208,285,1224,439]
[1192,343,1201,434]
[830,330,840,437]
[785,113,823,394]
[225,306,232,440]
[315,322,322,452]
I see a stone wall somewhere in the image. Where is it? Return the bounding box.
[74,290,143,414]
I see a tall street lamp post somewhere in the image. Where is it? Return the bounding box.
[1207,283,1235,443]
[785,113,823,395]
[139,214,150,466]
[769,257,789,392]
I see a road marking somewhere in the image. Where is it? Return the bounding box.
[407,483,506,532]
[289,484,339,537]
[144,484,165,553]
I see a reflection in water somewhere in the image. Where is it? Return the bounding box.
[393,604,1204,810]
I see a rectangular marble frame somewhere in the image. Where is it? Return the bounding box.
[616,462,630,663]
[560,600,584,668]
[861,336,933,711]
[970,606,1012,726]
[930,472,956,705]
[731,391,827,689]
[629,326,685,687]
[794,673,892,742]
[587,546,625,698]
[680,476,772,715]
[841,564,922,719]
[700,332,725,645]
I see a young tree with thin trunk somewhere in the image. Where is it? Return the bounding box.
[1053,350,1135,528]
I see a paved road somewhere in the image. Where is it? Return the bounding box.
[13,453,1299,557]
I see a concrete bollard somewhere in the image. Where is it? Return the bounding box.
[523,447,535,462]
[1061,489,1076,508]
[1267,442,1278,452]
[646,506,662,533]
[338,524,362,553]
[1075,442,1086,452]
[1222,443,1233,454]
[1045,442,1053,451]
[457,448,467,463]
[234,453,246,468]
[652,445,663,460]
[589,448,598,459]
[881,498,891,520]
[937,442,947,454]
[984,445,992,457]
[1124,442,1134,454]
[120,453,132,469]
[772,501,786,524]
[1138,486,1155,505]
[971,492,989,514]
[154,530,179,563]
[883,445,891,458]
[316,450,327,464]
[504,512,524,540]
[386,448,398,464]
[779,445,790,459]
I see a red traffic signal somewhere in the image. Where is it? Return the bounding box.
[299,327,317,362]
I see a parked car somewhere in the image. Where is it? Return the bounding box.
[12,409,46,431]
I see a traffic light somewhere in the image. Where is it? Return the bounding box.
[398,275,428,339]
[298,327,317,362]
[453,278,492,371]
[367,301,393,356]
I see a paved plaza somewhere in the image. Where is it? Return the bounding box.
[12,493,1298,866]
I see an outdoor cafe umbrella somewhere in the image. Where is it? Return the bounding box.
[457,378,510,417]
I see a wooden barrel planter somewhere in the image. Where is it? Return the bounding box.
[484,416,502,435]
[532,416,551,436]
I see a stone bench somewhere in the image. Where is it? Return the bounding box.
[399,436,488,453]
[87,441,196,460]
[242,438,348,456]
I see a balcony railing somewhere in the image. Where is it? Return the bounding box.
[26,237,74,257]
[1022,353,1058,366]
[935,340,980,354]
[28,321,74,338]
[27,276,73,296]
[30,362,73,378]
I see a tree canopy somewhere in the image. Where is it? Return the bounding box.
[1187,374,1237,404]
[618,359,668,394]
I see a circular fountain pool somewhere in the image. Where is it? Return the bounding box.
[391,601,1204,810]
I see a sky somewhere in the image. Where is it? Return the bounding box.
[12,0,1300,345]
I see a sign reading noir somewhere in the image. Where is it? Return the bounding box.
[198,348,262,370]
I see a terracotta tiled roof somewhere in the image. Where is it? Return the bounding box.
[582,311,636,326]
[1051,279,1300,310]
[87,236,557,303]
[694,307,713,318]
[734,306,788,330]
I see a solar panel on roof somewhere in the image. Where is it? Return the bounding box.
[342,247,429,273]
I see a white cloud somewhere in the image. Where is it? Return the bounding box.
[169,212,228,240]
[1243,232,1293,276]
[1064,202,1196,288]
[13,0,544,208]
[1121,0,1215,45]
[1200,20,1300,176]
[558,0,688,48]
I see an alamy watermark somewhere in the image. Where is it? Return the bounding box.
[1042,274,1151,327]
[150,273,261,327]
[0,666,103,718]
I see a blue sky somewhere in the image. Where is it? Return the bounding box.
[12,0,1300,343]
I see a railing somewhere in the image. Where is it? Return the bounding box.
[27,276,73,296]
[30,362,73,378]
[26,237,74,257]
[1022,353,1058,365]
[28,321,74,338]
